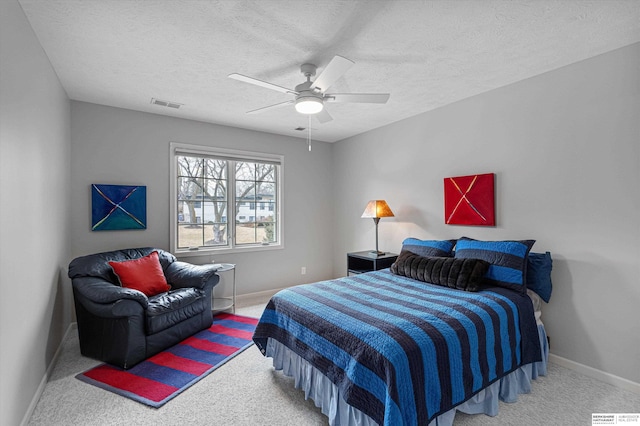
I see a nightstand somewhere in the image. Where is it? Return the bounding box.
[347,251,398,276]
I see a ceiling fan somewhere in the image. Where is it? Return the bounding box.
[228,55,390,123]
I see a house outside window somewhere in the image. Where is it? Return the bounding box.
[170,143,283,255]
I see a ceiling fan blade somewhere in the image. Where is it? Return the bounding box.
[310,55,354,92]
[325,93,390,103]
[246,100,295,114]
[315,107,333,123]
[229,73,297,95]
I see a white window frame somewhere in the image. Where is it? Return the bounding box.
[170,142,284,257]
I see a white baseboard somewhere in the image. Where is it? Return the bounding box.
[21,323,77,426]
[548,353,640,395]
[235,288,283,308]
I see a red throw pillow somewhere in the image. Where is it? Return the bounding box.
[108,251,170,297]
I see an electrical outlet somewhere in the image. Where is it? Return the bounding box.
[301,267,306,275]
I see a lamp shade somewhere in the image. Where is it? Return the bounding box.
[361,200,394,219]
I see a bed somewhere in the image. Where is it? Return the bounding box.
[253,238,551,426]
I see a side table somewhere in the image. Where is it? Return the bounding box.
[347,251,398,276]
[211,263,236,313]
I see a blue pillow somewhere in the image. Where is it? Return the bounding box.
[402,238,455,257]
[454,237,535,293]
[526,252,553,302]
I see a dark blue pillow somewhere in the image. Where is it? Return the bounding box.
[402,238,455,257]
[526,252,553,302]
[454,237,535,293]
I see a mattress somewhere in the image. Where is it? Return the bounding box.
[527,289,544,326]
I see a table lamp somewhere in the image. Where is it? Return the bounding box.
[361,200,394,256]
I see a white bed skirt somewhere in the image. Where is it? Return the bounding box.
[265,324,549,426]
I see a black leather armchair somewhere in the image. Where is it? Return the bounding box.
[68,247,220,369]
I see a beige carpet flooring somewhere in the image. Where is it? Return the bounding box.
[27,299,640,426]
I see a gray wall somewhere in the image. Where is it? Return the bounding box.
[70,102,335,295]
[332,43,640,384]
[3,2,638,422]
[0,1,71,425]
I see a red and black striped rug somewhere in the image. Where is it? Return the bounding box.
[76,313,258,407]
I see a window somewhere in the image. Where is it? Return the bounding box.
[170,143,283,255]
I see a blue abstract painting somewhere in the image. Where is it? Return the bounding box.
[91,184,147,231]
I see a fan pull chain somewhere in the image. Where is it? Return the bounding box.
[308,115,312,152]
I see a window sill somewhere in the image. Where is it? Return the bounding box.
[174,243,284,260]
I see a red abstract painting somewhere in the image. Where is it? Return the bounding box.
[444,173,495,226]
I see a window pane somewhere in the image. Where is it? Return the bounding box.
[205,178,226,200]
[256,204,273,220]
[177,223,204,248]
[177,156,203,178]
[236,180,255,198]
[178,176,204,201]
[201,201,216,223]
[179,200,202,224]
[257,182,275,199]
[204,158,226,180]
[258,221,276,243]
[235,162,255,181]
[236,179,256,225]
[215,201,228,222]
[178,223,229,248]
[204,201,226,240]
[256,163,275,182]
[205,223,227,246]
[236,199,255,223]
[235,223,257,245]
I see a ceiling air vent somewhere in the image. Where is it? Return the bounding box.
[150,98,182,109]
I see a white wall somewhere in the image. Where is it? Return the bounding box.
[332,43,640,384]
[0,1,71,425]
[70,102,335,295]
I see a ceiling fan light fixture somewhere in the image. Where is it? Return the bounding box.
[230,55,389,122]
[295,96,323,114]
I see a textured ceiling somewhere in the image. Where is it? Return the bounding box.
[18,0,640,143]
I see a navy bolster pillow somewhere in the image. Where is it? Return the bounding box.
[390,250,490,292]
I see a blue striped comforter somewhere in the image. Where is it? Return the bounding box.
[253,269,541,425]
